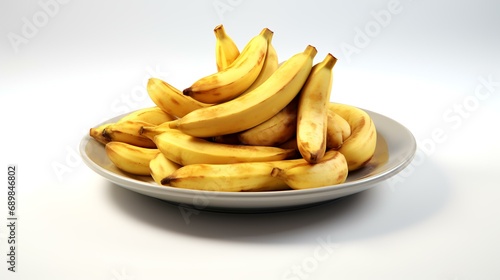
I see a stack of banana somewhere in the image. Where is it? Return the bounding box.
[89,25,377,192]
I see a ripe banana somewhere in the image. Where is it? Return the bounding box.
[271,150,348,190]
[105,142,160,176]
[326,109,351,149]
[296,53,337,163]
[149,152,181,185]
[328,103,377,171]
[117,106,176,124]
[150,129,296,165]
[242,42,279,93]
[214,24,240,71]
[89,122,113,145]
[147,78,211,118]
[237,96,298,146]
[183,28,273,104]
[169,45,317,138]
[102,120,156,148]
[161,161,290,192]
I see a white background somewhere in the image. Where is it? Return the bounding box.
[1,0,500,279]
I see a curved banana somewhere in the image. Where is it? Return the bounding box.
[214,24,240,71]
[242,42,279,93]
[147,78,211,118]
[169,45,317,138]
[117,106,176,124]
[328,103,377,171]
[271,149,348,190]
[296,53,337,163]
[161,161,290,192]
[237,96,298,146]
[326,109,351,149]
[149,152,181,185]
[151,129,296,165]
[102,120,156,148]
[183,28,273,104]
[89,122,113,145]
[105,142,160,176]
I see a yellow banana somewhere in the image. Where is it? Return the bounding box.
[296,53,337,163]
[214,24,240,71]
[328,103,377,171]
[150,129,296,166]
[237,96,298,146]
[149,152,181,185]
[117,106,176,124]
[105,142,160,176]
[161,161,291,192]
[326,109,351,149]
[271,149,348,190]
[242,42,279,93]
[147,78,211,118]
[169,45,317,138]
[89,122,113,145]
[183,28,273,104]
[102,120,156,148]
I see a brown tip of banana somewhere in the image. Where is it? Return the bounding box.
[101,128,112,142]
[260,28,274,41]
[160,177,172,186]
[270,167,282,178]
[325,53,338,68]
[304,45,318,57]
[214,24,224,33]
[183,88,193,96]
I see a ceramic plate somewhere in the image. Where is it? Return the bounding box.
[80,108,416,213]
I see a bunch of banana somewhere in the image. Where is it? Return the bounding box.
[183,28,273,104]
[88,24,379,192]
[169,44,317,137]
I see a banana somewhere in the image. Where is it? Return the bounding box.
[105,142,160,176]
[296,53,337,163]
[117,106,176,124]
[102,120,156,148]
[161,161,291,192]
[150,129,296,165]
[149,152,181,185]
[237,96,298,146]
[328,103,377,171]
[162,149,347,192]
[214,24,240,71]
[147,78,211,118]
[169,45,317,138]
[89,122,113,145]
[271,149,348,190]
[183,28,273,104]
[242,42,279,93]
[326,109,351,149]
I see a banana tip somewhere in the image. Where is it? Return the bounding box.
[160,177,172,185]
[182,88,193,96]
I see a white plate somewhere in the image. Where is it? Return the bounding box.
[80,108,416,213]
